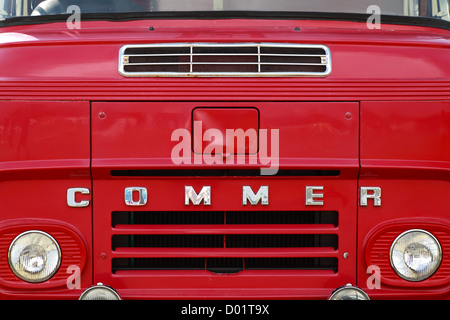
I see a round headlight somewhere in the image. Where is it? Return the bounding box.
[79,283,121,300]
[390,229,442,282]
[8,231,61,283]
[329,284,370,300]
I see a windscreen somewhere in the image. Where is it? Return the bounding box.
[1,0,449,21]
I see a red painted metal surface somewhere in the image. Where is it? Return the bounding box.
[0,101,92,299]
[90,102,358,298]
[0,17,449,299]
[0,20,449,101]
[93,178,356,299]
[357,101,450,299]
[192,107,259,155]
[91,102,358,167]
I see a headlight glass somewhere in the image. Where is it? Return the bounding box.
[390,229,442,282]
[328,284,370,300]
[79,284,121,300]
[8,231,61,283]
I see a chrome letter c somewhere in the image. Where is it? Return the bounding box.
[67,188,90,208]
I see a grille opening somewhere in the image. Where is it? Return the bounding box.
[260,47,325,55]
[120,43,331,77]
[112,234,224,250]
[246,257,338,271]
[226,234,338,249]
[112,257,338,273]
[112,211,225,226]
[227,211,338,225]
[261,64,327,73]
[124,64,190,73]
[112,234,338,250]
[261,55,322,64]
[194,63,258,73]
[128,55,184,64]
[207,258,244,273]
[113,258,205,271]
[124,47,190,55]
[193,54,257,63]
[194,47,258,54]
[110,169,340,177]
[112,211,339,227]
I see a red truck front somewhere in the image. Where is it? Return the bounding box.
[0,0,449,300]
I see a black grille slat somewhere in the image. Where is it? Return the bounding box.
[124,64,190,73]
[112,234,224,249]
[112,211,338,226]
[207,258,244,273]
[261,55,322,64]
[124,47,190,55]
[261,64,327,73]
[245,257,337,271]
[113,258,205,271]
[226,234,338,249]
[112,211,224,226]
[110,169,340,177]
[112,234,337,249]
[226,211,338,226]
[260,47,325,55]
[194,47,258,54]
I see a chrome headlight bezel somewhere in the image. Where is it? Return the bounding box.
[389,229,442,282]
[8,230,62,283]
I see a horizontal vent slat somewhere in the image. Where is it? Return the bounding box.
[112,257,338,273]
[111,247,338,258]
[112,224,338,235]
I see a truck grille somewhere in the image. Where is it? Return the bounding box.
[111,210,338,273]
[92,175,357,297]
[119,43,331,77]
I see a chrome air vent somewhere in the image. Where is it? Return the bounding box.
[119,43,331,77]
